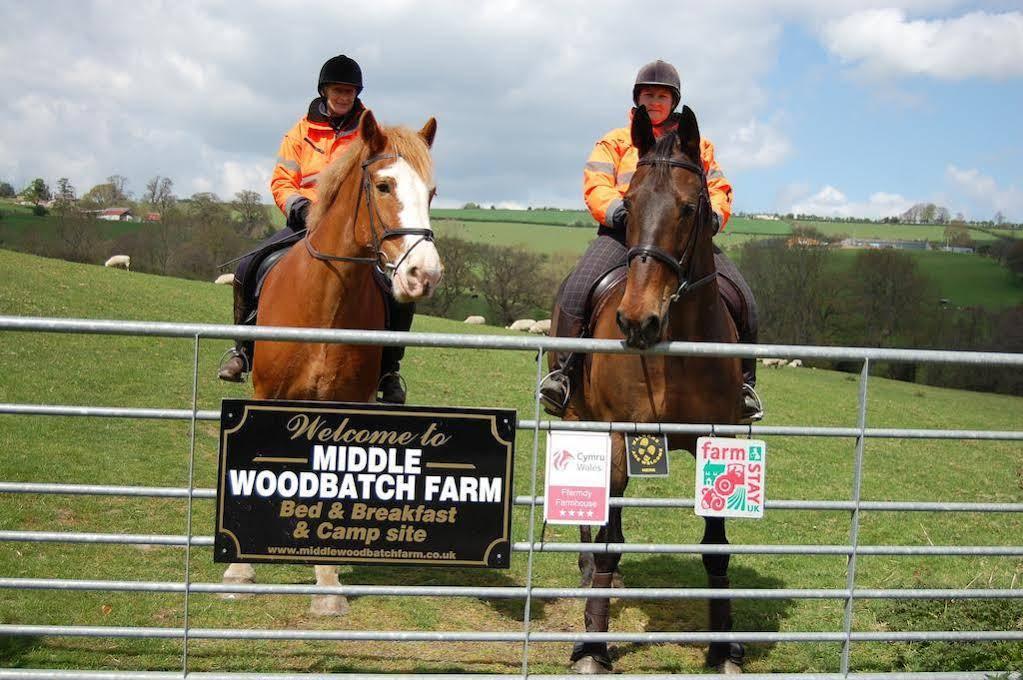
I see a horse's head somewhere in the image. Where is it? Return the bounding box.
[315,110,443,303]
[616,105,712,349]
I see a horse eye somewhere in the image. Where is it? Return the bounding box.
[376,182,391,194]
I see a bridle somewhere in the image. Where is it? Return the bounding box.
[625,153,717,314]
[305,152,434,276]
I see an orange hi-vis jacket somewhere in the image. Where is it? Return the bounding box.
[270,99,364,217]
[583,112,733,230]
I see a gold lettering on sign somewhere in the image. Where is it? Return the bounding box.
[286,414,416,446]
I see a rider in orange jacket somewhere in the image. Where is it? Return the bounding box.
[539,59,764,423]
[218,55,413,404]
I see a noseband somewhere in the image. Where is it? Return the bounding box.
[625,155,717,305]
[305,152,435,276]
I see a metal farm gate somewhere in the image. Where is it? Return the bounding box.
[1,315,1022,679]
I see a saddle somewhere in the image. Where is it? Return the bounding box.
[239,231,395,327]
[557,264,748,343]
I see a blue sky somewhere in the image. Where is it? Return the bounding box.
[1,1,1021,222]
[739,16,1023,221]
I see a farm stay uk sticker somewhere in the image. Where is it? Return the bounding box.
[695,437,766,519]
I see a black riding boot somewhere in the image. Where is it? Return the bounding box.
[378,299,414,404]
[539,311,585,417]
[218,280,254,383]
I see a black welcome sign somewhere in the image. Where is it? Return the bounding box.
[215,399,516,568]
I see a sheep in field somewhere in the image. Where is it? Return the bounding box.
[508,319,536,332]
[104,255,130,270]
[464,315,486,325]
[529,319,551,335]
[215,273,235,285]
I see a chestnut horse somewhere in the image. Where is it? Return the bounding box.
[556,106,744,674]
[221,110,443,616]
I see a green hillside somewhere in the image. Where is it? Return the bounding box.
[1,249,1022,674]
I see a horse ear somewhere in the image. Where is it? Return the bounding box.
[359,109,388,156]
[419,117,437,149]
[678,105,701,161]
[631,106,656,157]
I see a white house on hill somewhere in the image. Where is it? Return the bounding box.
[97,208,133,221]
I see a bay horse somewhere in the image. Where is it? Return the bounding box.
[555,105,744,673]
[221,110,444,616]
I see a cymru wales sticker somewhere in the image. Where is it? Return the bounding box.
[694,437,766,519]
[627,434,669,477]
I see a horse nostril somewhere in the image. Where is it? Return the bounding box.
[408,266,420,280]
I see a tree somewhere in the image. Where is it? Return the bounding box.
[21,178,51,204]
[943,223,972,248]
[849,249,935,347]
[417,236,481,317]
[231,190,272,238]
[81,181,128,209]
[738,239,842,346]
[0,181,14,198]
[52,177,98,263]
[994,211,1005,226]
[107,175,130,200]
[1006,240,1023,278]
[476,244,555,324]
[142,176,176,212]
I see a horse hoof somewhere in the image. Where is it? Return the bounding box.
[219,567,256,599]
[716,659,742,674]
[309,594,349,617]
[570,656,613,674]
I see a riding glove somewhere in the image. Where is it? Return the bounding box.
[288,197,312,231]
[611,203,629,230]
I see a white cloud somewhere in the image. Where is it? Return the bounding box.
[718,116,792,170]
[790,185,914,218]
[821,9,1023,80]
[946,165,1023,221]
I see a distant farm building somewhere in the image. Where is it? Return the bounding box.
[145,212,161,222]
[840,238,974,254]
[97,208,134,221]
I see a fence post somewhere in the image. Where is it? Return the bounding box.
[519,345,546,677]
[181,334,201,675]
[841,358,870,674]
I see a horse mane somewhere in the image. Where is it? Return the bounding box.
[310,125,434,226]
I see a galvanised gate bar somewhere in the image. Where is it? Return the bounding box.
[1,315,1021,680]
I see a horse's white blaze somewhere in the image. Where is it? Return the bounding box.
[378,159,442,301]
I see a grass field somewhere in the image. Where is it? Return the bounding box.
[1,248,1021,673]
[796,220,1001,244]
[431,208,595,227]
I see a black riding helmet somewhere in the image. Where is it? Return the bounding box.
[318,54,363,96]
[633,59,681,110]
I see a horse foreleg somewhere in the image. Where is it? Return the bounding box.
[309,565,349,616]
[578,525,595,587]
[573,430,629,674]
[571,506,623,674]
[701,516,743,673]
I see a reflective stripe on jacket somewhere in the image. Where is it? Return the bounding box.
[270,99,364,215]
[582,113,733,230]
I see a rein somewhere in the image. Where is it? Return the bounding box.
[304,152,435,275]
[626,155,716,308]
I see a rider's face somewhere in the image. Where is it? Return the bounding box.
[324,84,358,117]
[636,86,674,125]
